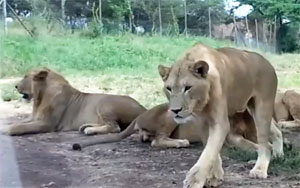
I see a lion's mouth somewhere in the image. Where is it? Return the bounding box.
[21,93,32,101]
[22,93,29,99]
[175,115,183,119]
[174,114,195,125]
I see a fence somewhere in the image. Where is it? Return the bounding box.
[0,0,281,52]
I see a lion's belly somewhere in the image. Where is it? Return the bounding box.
[220,49,277,116]
[58,102,99,131]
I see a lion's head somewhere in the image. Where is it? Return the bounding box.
[15,67,69,102]
[15,68,50,102]
[158,59,211,124]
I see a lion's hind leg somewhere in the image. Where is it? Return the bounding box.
[79,121,121,136]
[226,133,259,152]
[278,120,300,128]
[151,136,190,148]
[248,97,274,179]
[270,120,284,158]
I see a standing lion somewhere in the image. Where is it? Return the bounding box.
[158,44,277,187]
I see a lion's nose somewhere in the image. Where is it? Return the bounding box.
[171,108,182,114]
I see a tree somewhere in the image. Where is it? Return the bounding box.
[237,0,300,52]
[237,0,300,23]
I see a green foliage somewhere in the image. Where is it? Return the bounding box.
[80,21,103,38]
[0,84,20,101]
[238,0,300,21]
[237,0,300,52]
[277,23,300,53]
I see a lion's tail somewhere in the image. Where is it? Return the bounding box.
[72,119,137,151]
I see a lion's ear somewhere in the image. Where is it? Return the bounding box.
[190,60,209,78]
[33,70,49,81]
[158,65,171,81]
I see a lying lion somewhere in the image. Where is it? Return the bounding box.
[0,68,146,136]
[274,90,300,128]
[72,103,283,158]
[158,44,277,187]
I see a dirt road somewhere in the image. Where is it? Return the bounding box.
[0,101,299,188]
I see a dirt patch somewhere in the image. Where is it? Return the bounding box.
[1,130,300,188]
[0,102,300,188]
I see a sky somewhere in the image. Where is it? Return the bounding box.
[225,0,253,17]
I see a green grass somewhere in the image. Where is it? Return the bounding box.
[0,34,232,78]
[0,84,20,102]
[225,147,300,175]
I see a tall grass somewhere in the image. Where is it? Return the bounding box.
[0,34,232,78]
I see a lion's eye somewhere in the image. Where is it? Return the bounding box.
[184,86,192,92]
[166,86,172,92]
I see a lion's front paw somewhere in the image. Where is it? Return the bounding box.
[177,139,190,148]
[206,177,223,187]
[206,165,224,187]
[78,124,93,134]
[83,127,97,135]
[183,165,206,188]
[249,167,268,179]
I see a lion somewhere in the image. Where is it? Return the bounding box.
[157,44,278,187]
[72,103,283,158]
[274,90,300,128]
[0,68,146,136]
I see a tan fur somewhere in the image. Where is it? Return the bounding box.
[72,103,282,156]
[0,68,146,136]
[158,44,279,187]
[274,90,300,128]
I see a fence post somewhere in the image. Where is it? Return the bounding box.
[127,0,132,32]
[184,0,187,36]
[3,0,7,34]
[7,3,33,37]
[273,15,277,52]
[61,0,66,24]
[208,7,211,38]
[255,19,259,48]
[269,21,272,47]
[262,20,266,43]
[233,13,237,44]
[158,0,162,36]
[245,15,249,33]
[99,0,102,25]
